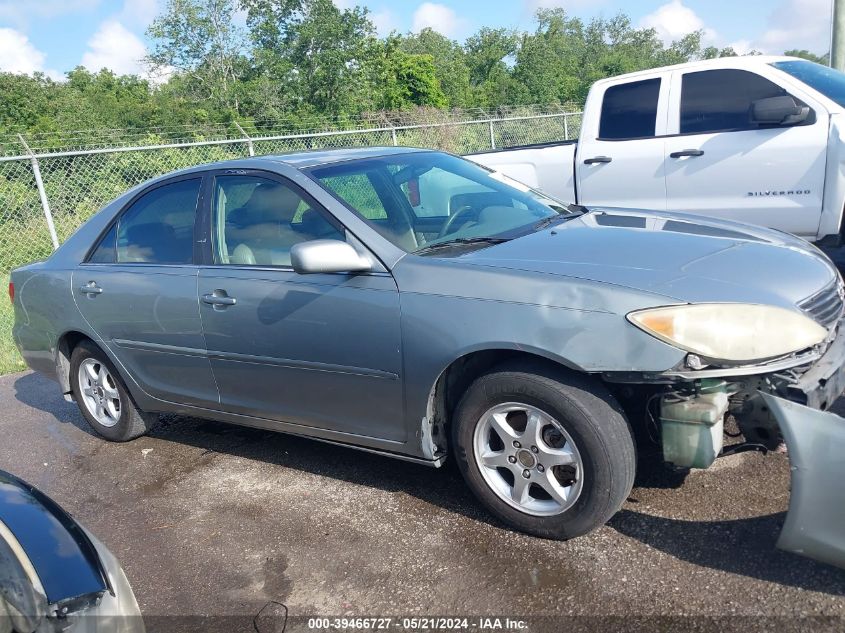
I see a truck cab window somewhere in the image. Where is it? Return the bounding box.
[598,78,661,140]
[680,69,811,134]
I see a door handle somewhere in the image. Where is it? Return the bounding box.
[583,156,612,165]
[202,291,237,307]
[79,282,103,295]
[670,149,704,158]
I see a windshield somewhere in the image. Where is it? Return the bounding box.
[310,152,570,254]
[772,60,845,107]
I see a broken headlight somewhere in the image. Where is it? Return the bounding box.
[627,303,827,363]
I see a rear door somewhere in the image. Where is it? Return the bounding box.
[73,175,219,407]
[196,170,405,441]
[576,73,669,210]
[663,68,828,237]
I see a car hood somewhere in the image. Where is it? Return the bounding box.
[460,208,838,309]
[0,470,143,633]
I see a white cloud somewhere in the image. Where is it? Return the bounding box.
[331,1,398,35]
[726,39,754,55]
[120,0,160,27]
[371,9,399,35]
[753,0,830,54]
[0,28,47,74]
[0,0,100,29]
[639,0,716,46]
[81,20,149,77]
[411,2,466,38]
[524,0,605,10]
[0,27,63,78]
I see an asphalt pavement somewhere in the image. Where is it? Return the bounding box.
[1,370,844,629]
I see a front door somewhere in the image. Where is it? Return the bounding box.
[197,171,405,441]
[73,176,219,407]
[663,68,828,238]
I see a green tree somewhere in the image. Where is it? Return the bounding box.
[400,29,470,107]
[147,0,248,114]
[360,36,447,110]
[784,49,829,64]
[510,9,586,105]
[0,73,57,135]
[464,27,518,108]
[241,0,374,116]
[2,3,751,141]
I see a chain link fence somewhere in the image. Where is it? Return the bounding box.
[0,107,582,372]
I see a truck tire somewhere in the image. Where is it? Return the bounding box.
[451,360,636,539]
[70,341,157,442]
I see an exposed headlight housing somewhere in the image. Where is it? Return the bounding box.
[627,303,828,363]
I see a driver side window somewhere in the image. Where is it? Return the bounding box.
[213,175,344,267]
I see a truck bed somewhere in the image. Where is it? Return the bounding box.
[467,140,578,204]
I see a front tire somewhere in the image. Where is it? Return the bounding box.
[70,342,156,442]
[452,361,636,540]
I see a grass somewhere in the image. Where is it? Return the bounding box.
[0,275,26,375]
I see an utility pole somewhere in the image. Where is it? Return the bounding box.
[833,0,845,70]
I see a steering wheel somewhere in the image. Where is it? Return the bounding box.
[438,204,478,238]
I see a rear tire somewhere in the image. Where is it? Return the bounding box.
[452,360,636,540]
[70,341,156,442]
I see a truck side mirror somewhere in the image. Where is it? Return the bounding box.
[751,96,810,126]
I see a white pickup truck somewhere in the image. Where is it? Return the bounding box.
[470,56,845,245]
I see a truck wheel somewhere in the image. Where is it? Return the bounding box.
[70,341,156,442]
[452,360,636,539]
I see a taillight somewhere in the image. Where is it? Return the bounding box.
[8,282,13,304]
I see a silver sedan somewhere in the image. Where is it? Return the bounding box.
[10,148,845,563]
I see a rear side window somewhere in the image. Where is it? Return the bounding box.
[87,224,117,263]
[599,78,661,140]
[680,69,809,134]
[116,179,201,264]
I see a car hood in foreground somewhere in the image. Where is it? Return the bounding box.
[0,470,144,632]
[460,208,838,309]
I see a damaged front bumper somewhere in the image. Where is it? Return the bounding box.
[606,315,845,569]
[761,392,845,570]
[784,316,845,410]
[607,311,845,467]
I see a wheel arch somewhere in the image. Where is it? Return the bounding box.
[55,330,97,396]
[421,346,586,461]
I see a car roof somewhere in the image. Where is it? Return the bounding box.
[261,145,429,168]
[160,146,433,182]
[146,146,433,185]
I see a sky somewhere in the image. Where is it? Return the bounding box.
[0,0,835,81]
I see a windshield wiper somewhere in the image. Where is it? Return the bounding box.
[533,210,584,231]
[414,236,510,255]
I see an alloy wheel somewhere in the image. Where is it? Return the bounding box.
[472,402,584,516]
[78,358,122,428]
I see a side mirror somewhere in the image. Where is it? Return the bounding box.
[751,95,810,126]
[290,239,373,274]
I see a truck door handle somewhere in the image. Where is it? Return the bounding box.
[670,149,704,158]
[583,156,612,165]
[79,282,103,295]
[202,291,237,307]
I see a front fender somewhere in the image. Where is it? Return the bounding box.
[760,392,845,569]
